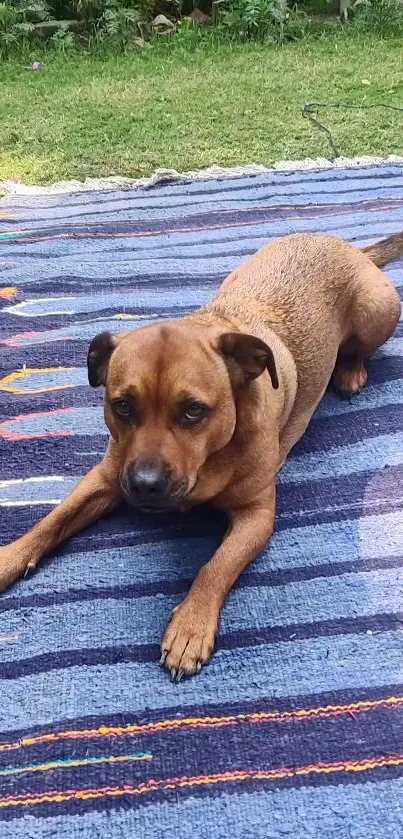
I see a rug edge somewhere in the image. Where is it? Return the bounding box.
[2,155,403,197]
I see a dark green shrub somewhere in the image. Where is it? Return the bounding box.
[2,0,403,56]
[218,0,288,40]
[0,0,49,57]
[353,0,403,31]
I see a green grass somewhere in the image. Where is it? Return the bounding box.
[1,29,403,184]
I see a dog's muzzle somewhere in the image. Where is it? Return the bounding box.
[120,456,187,511]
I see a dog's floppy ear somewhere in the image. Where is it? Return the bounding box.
[87,332,117,387]
[218,332,279,389]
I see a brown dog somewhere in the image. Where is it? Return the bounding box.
[0,231,401,679]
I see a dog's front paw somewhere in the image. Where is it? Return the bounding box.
[333,361,368,397]
[160,597,218,680]
[0,542,35,593]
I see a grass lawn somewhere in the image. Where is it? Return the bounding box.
[1,30,403,184]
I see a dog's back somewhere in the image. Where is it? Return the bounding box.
[212,232,401,459]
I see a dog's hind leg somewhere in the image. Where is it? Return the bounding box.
[332,266,401,397]
[0,440,122,593]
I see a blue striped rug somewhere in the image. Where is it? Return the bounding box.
[0,165,403,838]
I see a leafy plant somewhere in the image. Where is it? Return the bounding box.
[218,0,288,40]
[54,0,154,24]
[51,24,76,48]
[74,0,107,21]
[353,0,403,31]
[0,0,49,57]
[93,0,149,48]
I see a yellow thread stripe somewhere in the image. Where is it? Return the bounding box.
[0,367,78,395]
[1,695,402,754]
[0,753,402,809]
[0,287,18,300]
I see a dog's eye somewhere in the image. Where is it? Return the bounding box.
[113,399,131,419]
[180,402,209,426]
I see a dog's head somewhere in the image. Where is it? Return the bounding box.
[88,321,278,510]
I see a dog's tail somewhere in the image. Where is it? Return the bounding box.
[362,231,403,268]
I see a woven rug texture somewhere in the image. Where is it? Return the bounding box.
[0,165,403,838]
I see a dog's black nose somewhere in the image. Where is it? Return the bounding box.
[127,459,170,503]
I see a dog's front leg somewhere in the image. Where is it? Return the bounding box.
[161,486,275,680]
[0,441,122,592]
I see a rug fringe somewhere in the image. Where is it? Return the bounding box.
[1,155,403,196]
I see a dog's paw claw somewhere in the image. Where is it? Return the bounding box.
[161,598,218,679]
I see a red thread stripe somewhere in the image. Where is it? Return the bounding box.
[1,753,403,809]
[0,695,402,754]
